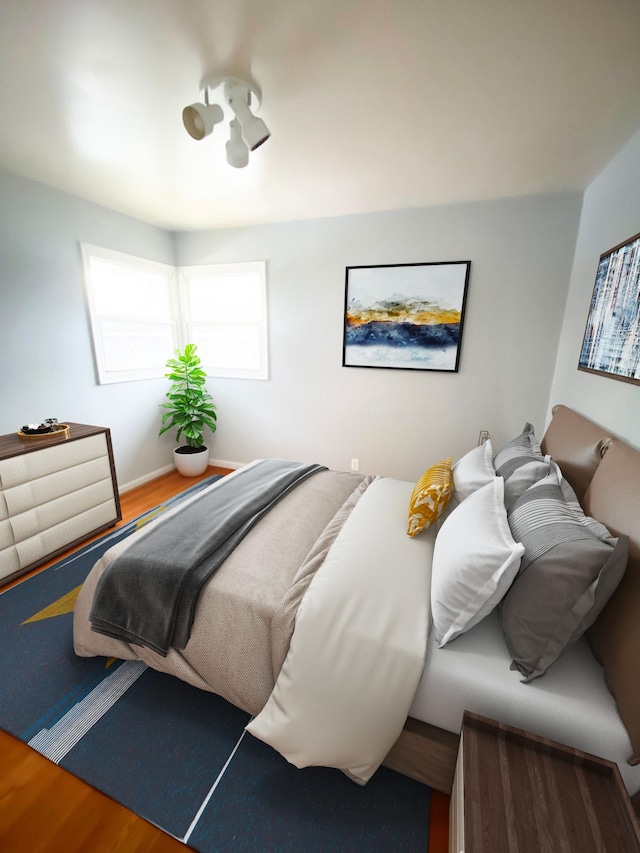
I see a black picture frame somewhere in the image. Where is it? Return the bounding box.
[342,261,470,372]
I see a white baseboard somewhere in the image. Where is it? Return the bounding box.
[209,457,243,471]
[118,463,175,494]
[118,457,244,495]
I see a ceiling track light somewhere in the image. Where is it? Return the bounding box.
[182,75,270,168]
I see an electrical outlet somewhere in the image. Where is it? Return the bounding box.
[478,430,490,446]
[351,458,360,472]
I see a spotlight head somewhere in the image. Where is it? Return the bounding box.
[182,102,224,140]
[239,113,271,151]
[226,119,249,168]
[224,80,271,151]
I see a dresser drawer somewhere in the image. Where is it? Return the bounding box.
[0,518,14,551]
[8,479,116,545]
[0,546,21,582]
[3,456,112,517]
[0,433,108,490]
[14,498,118,569]
[0,493,13,551]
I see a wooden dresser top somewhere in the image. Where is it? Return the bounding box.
[0,423,109,461]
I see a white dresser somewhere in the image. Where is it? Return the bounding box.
[0,423,121,584]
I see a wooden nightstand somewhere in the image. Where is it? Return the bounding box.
[450,711,640,853]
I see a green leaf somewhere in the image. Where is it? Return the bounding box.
[158,343,217,445]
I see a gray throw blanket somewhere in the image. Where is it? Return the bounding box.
[89,459,326,656]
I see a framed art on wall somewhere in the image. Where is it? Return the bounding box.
[342,261,471,372]
[578,232,640,385]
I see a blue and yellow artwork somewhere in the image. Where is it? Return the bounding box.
[342,261,470,372]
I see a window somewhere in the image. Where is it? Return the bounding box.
[180,262,268,381]
[82,245,178,384]
[82,246,268,384]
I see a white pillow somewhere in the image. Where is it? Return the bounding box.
[431,477,524,647]
[452,439,495,503]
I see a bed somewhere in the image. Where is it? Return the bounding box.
[74,405,640,806]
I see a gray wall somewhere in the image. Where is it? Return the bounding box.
[175,193,582,481]
[0,169,177,489]
[548,126,640,449]
[0,166,584,486]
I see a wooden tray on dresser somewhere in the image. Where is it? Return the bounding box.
[17,424,70,440]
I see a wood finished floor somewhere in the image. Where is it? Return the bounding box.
[0,464,450,852]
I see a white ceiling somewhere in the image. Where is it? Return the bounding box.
[2,0,640,231]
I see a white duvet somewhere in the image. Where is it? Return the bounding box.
[247,476,435,784]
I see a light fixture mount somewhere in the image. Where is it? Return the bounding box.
[182,75,270,168]
[201,75,263,113]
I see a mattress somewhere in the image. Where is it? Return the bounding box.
[409,607,640,795]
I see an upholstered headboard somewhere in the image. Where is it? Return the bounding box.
[542,405,640,766]
[540,404,613,501]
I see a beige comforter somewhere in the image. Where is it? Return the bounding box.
[74,467,372,715]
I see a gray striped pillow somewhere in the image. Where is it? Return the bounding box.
[501,461,628,681]
[493,423,551,512]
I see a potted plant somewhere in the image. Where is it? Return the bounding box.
[159,343,217,477]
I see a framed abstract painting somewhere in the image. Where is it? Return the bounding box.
[578,232,640,385]
[342,261,470,372]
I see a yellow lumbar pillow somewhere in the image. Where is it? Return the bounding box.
[407,457,454,537]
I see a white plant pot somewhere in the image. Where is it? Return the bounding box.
[173,446,210,477]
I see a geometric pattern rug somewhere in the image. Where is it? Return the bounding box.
[0,476,433,851]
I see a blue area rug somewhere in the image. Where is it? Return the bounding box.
[0,476,432,851]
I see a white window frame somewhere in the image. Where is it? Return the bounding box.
[178,261,269,381]
[82,245,269,384]
[81,244,180,384]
